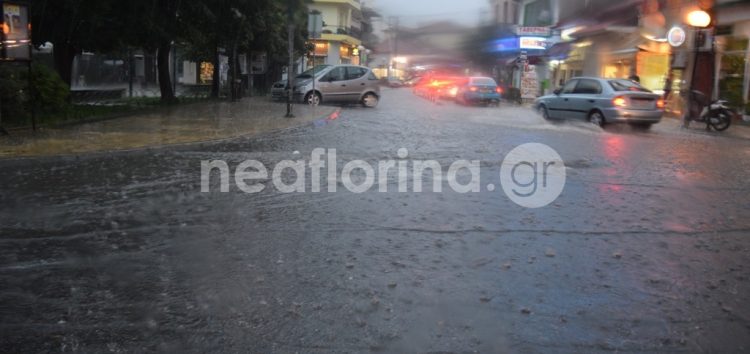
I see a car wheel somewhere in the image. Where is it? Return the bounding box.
[589,110,605,127]
[305,92,321,106]
[362,92,379,108]
[539,105,551,120]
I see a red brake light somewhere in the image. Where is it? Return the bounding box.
[656,98,665,109]
[495,87,503,94]
[613,96,627,107]
[469,87,478,92]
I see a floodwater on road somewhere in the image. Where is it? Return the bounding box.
[2,88,750,353]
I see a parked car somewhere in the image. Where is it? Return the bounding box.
[535,77,665,128]
[271,65,331,101]
[455,77,502,106]
[292,65,381,107]
[271,80,287,100]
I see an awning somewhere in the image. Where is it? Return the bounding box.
[546,42,571,59]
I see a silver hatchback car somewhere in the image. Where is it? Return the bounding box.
[292,64,381,107]
[535,77,665,128]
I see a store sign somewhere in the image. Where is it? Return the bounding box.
[667,26,686,47]
[519,37,547,50]
[1,1,31,61]
[516,26,551,37]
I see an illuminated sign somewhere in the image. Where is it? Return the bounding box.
[487,37,519,53]
[667,26,686,47]
[519,36,547,50]
[516,26,551,37]
[1,1,31,61]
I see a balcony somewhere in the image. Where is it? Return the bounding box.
[313,0,360,9]
[320,26,362,46]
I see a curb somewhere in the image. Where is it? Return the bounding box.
[0,107,342,162]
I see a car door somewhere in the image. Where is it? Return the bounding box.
[318,66,347,100]
[567,79,603,120]
[344,66,369,101]
[547,79,578,119]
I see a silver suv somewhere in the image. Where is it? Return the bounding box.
[292,65,380,107]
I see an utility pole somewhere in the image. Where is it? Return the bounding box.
[285,0,296,118]
[387,16,399,79]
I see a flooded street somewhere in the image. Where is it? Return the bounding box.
[2,88,750,353]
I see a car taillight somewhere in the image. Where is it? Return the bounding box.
[656,98,665,109]
[613,96,627,107]
[469,87,478,92]
[495,87,503,94]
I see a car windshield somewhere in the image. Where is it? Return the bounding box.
[296,65,331,79]
[608,79,651,92]
[471,77,497,86]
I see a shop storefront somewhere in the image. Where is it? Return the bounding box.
[715,1,750,116]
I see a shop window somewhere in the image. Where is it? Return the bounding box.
[719,36,748,109]
[636,52,669,92]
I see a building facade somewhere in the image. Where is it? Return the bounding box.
[307,0,364,68]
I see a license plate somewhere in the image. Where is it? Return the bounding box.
[631,98,653,108]
[481,89,492,93]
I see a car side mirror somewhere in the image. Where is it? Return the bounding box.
[553,88,562,95]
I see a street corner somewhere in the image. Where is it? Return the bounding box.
[0,99,340,159]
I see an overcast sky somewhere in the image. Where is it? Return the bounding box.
[368,0,488,27]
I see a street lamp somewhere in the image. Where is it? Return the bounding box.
[686,10,711,28]
[684,9,711,125]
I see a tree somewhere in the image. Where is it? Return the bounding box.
[179,0,310,99]
[114,0,183,102]
[31,0,118,87]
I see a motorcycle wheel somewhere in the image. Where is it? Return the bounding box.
[709,109,732,132]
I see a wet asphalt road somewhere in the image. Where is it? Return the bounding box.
[2,88,750,353]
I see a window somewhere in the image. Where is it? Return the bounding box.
[573,79,602,94]
[503,2,508,24]
[368,71,379,80]
[561,79,578,94]
[322,67,346,82]
[345,66,367,80]
[523,0,552,26]
[298,64,331,79]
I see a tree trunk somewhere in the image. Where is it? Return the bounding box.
[52,42,77,89]
[157,40,176,103]
[230,40,239,101]
[211,46,220,98]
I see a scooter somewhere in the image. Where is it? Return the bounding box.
[685,90,733,131]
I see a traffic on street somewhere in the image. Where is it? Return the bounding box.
[2,0,750,353]
[3,87,750,352]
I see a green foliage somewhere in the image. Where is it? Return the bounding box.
[0,64,70,126]
[29,64,71,115]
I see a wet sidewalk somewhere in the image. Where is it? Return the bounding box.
[0,97,338,158]
[660,115,750,140]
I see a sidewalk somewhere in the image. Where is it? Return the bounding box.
[0,97,338,158]
[660,114,750,140]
